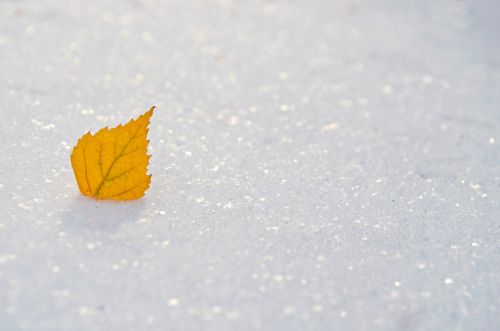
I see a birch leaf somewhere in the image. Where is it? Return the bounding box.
[70,107,154,200]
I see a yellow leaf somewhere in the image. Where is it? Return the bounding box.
[70,107,154,200]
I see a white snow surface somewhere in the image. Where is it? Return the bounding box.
[0,0,499,330]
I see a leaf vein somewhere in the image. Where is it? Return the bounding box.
[105,164,142,182]
[98,141,104,178]
[82,144,92,194]
[110,181,146,198]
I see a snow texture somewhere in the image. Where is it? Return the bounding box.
[0,0,499,330]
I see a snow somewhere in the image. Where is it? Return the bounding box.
[1,0,499,330]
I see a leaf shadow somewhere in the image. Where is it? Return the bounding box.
[60,195,147,234]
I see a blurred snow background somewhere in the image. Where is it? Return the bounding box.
[0,0,499,330]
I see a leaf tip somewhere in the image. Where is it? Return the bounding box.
[142,106,155,121]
